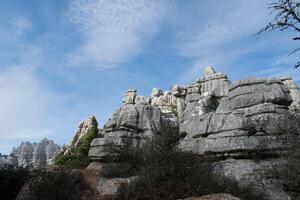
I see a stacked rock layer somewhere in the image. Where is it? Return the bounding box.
[89,66,300,199]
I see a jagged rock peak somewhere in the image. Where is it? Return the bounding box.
[62,116,98,155]
[122,89,137,105]
[202,65,216,77]
[10,138,61,168]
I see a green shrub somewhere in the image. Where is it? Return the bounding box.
[0,166,30,200]
[27,170,87,200]
[55,125,99,168]
[101,143,144,178]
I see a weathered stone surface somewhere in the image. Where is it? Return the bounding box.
[212,159,291,200]
[89,90,178,161]
[184,193,241,200]
[228,78,292,110]
[281,77,300,112]
[122,89,137,105]
[88,66,300,199]
[10,138,61,168]
[198,66,230,97]
[83,162,133,199]
[62,116,98,155]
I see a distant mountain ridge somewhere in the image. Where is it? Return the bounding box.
[9,138,61,168]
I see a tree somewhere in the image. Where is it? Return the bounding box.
[257,0,300,68]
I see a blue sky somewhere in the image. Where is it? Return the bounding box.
[0,0,299,154]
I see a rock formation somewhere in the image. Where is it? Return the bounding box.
[88,66,300,199]
[184,193,241,200]
[10,138,61,168]
[62,116,98,155]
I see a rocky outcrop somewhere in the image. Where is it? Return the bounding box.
[88,66,300,199]
[89,99,177,161]
[62,116,98,156]
[281,76,300,112]
[10,138,61,168]
[184,193,241,200]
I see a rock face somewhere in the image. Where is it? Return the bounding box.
[62,116,98,155]
[89,101,177,161]
[10,138,61,168]
[88,66,300,199]
[184,193,241,200]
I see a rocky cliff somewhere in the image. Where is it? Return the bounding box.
[87,66,300,199]
[61,116,98,156]
[10,138,61,168]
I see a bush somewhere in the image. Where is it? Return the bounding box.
[101,143,144,178]
[27,170,87,200]
[116,152,220,200]
[101,126,266,200]
[102,127,222,199]
[55,125,99,168]
[0,166,30,200]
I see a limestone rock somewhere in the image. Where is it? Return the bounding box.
[198,66,230,97]
[10,138,61,168]
[88,66,300,199]
[122,89,137,105]
[184,193,241,200]
[151,88,162,97]
[179,75,300,199]
[62,116,98,155]
[281,77,300,112]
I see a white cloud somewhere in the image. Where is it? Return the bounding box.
[66,0,168,68]
[0,68,54,139]
[177,0,271,58]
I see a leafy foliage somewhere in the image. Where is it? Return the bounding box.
[27,170,87,200]
[55,125,99,168]
[0,166,30,200]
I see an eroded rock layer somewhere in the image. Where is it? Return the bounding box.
[89,66,300,199]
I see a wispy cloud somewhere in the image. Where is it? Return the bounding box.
[0,67,54,140]
[66,0,168,68]
[174,0,275,81]
[176,0,271,58]
[12,17,32,36]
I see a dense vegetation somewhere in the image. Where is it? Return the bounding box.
[26,170,88,200]
[0,166,30,200]
[0,167,91,200]
[55,125,99,168]
[102,126,266,200]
